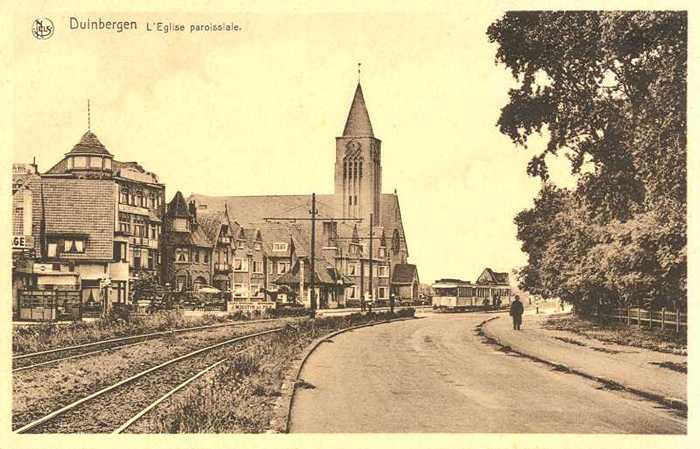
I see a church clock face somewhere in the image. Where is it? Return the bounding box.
[346,140,361,153]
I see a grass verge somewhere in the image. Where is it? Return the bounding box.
[128,309,416,433]
[543,315,687,355]
[13,309,280,355]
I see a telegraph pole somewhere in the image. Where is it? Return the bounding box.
[368,213,374,309]
[310,193,317,313]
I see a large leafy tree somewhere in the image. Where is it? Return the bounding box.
[489,11,687,311]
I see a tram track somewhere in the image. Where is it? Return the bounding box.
[14,327,284,433]
[13,317,288,372]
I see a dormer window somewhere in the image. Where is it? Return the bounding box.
[74,156,87,168]
[273,242,288,252]
[89,156,102,169]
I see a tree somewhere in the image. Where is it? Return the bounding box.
[489,12,687,311]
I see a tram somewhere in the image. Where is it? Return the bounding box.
[431,278,511,312]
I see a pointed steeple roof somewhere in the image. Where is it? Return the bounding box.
[67,131,113,156]
[167,191,191,219]
[342,83,374,137]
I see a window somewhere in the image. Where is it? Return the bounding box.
[392,229,401,254]
[204,252,209,263]
[148,193,156,208]
[364,264,376,277]
[134,223,145,237]
[378,287,388,299]
[135,191,144,208]
[277,261,290,274]
[378,265,389,278]
[378,247,387,258]
[150,224,157,239]
[173,218,189,232]
[347,263,358,276]
[89,156,102,169]
[133,249,141,269]
[62,239,85,254]
[113,280,127,303]
[194,250,200,263]
[73,156,87,168]
[273,242,288,252]
[48,242,57,258]
[251,284,263,298]
[233,258,248,272]
[104,158,112,170]
[148,250,155,270]
[237,240,246,249]
[233,284,247,298]
[253,260,263,273]
[114,241,127,262]
[347,286,357,299]
[175,248,189,262]
[120,189,129,204]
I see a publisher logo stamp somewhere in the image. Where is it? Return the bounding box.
[32,18,54,40]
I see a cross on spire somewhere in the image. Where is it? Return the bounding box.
[357,62,361,82]
[87,99,91,131]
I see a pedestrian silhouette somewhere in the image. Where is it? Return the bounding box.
[510,295,524,330]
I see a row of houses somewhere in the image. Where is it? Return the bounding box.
[11,79,420,317]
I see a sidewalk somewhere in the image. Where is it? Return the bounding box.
[482,313,687,408]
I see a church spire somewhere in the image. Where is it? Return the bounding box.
[342,82,374,137]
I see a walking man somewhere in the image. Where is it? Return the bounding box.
[510,295,524,330]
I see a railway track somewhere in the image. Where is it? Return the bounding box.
[14,327,284,433]
[13,317,288,372]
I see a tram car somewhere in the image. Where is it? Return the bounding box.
[431,277,512,312]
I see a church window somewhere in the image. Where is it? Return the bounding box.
[348,195,352,206]
[353,161,358,179]
[359,161,363,178]
[392,229,401,254]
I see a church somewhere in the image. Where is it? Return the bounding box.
[187,80,419,306]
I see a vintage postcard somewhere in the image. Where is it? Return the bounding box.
[2,1,696,448]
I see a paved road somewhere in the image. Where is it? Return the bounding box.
[289,313,686,433]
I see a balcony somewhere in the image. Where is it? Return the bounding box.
[215,263,232,273]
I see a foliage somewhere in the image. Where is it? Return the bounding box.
[488,12,686,312]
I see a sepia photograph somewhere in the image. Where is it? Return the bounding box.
[2,1,695,447]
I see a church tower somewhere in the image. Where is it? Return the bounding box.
[334,82,382,224]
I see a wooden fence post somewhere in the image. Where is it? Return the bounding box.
[627,304,631,326]
[661,307,665,331]
[638,305,642,329]
[676,309,680,333]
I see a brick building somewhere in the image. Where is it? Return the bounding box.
[11,129,165,317]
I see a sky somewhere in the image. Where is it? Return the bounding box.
[10,3,579,285]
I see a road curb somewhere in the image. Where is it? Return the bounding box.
[269,316,416,433]
[478,317,688,416]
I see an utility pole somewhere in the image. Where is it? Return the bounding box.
[264,193,362,315]
[368,213,373,309]
[310,193,317,313]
